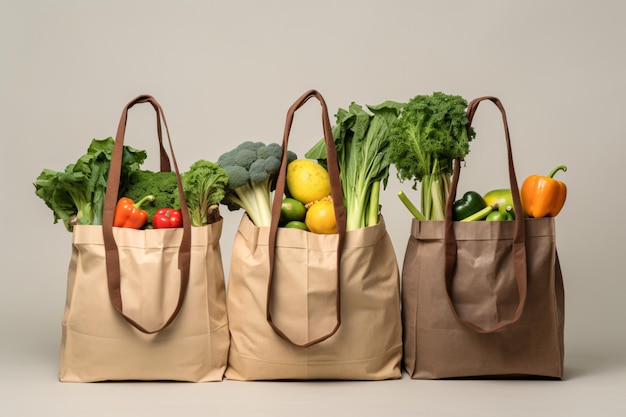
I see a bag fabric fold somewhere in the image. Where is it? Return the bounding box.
[60,222,229,382]
[402,217,564,379]
[226,216,402,380]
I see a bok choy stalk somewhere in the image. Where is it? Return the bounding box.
[305,101,402,231]
[34,137,147,231]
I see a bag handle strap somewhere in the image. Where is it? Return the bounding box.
[101,94,192,334]
[266,89,347,347]
[443,96,528,333]
[147,99,172,172]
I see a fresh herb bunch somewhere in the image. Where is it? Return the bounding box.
[389,92,475,220]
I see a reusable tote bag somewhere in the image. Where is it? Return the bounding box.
[59,95,229,382]
[401,96,564,379]
[225,89,403,380]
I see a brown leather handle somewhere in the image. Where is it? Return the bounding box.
[146,98,172,172]
[266,89,346,347]
[443,96,527,333]
[102,94,192,334]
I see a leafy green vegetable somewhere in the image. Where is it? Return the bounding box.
[182,160,228,226]
[305,101,403,231]
[34,137,147,231]
[389,92,475,220]
[123,170,181,223]
[217,141,297,227]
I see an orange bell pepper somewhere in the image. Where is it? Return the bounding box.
[521,165,567,218]
[113,195,155,228]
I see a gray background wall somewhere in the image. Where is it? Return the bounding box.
[2,1,625,415]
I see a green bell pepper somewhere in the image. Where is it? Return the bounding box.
[453,191,493,221]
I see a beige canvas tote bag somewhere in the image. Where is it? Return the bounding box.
[59,95,229,382]
[225,89,403,380]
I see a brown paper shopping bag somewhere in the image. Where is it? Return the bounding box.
[401,96,565,379]
[59,95,229,382]
[225,89,403,380]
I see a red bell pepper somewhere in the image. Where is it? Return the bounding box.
[152,208,183,229]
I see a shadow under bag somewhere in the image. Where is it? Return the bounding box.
[225,89,403,380]
[401,96,565,379]
[59,95,230,382]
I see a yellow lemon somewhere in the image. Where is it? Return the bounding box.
[305,200,337,234]
[286,159,331,204]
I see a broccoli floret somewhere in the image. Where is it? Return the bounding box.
[182,160,228,226]
[122,170,180,224]
[249,156,281,182]
[256,142,283,160]
[217,148,256,170]
[217,141,297,227]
